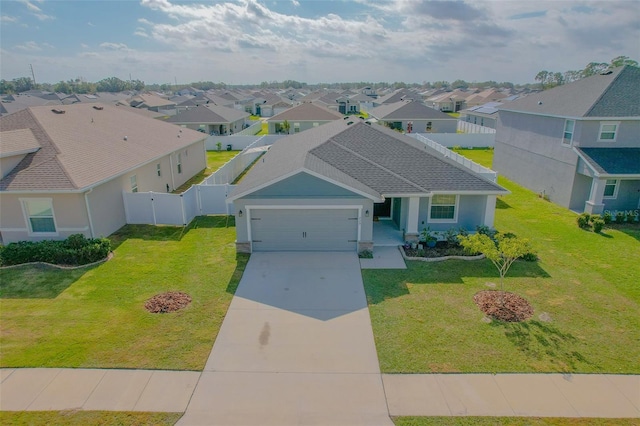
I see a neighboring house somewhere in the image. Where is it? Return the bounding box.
[166,104,249,135]
[460,101,503,129]
[0,104,206,243]
[129,93,176,112]
[427,89,468,112]
[370,100,458,133]
[267,102,344,134]
[374,88,419,106]
[463,88,508,108]
[494,65,640,215]
[1,94,62,116]
[229,118,507,253]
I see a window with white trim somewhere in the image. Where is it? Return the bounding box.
[157,163,162,177]
[598,122,619,141]
[429,194,458,221]
[22,199,57,234]
[130,175,138,193]
[603,179,618,198]
[562,119,575,146]
[294,123,300,133]
[177,153,182,174]
[426,122,432,132]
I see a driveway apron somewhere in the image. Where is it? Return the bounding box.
[178,252,393,426]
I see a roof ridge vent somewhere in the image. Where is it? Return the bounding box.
[51,108,65,114]
[92,105,104,110]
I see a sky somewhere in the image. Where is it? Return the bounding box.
[1,0,638,85]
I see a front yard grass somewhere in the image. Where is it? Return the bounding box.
[393,417,639,426]
[0,216,248,370]
[365,149,639,373]
[0,411,182,426]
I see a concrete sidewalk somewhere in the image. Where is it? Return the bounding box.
[2,368,638,419]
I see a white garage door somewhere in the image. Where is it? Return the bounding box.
[250,209,359,251]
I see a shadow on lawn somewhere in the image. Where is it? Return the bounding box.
[364,259,550,305]
[492,320,596,372]
[225,253,250,295]
[495,198,511,209]
[110,215,235,250]
[0,263,97,299]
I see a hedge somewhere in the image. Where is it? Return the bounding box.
[0,234,111,267]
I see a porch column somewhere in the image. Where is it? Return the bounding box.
[405,197,420,242]
[484,195,497,228]
[585,178,606,215]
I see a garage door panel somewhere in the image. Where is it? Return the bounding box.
[251,209,358,252]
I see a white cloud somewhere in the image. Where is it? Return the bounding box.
[19,0,55,21]
[13,41,54,51]
[80,43,89,49]
[1,15,18,23]
[291,0,300,6]
[99,42,132,51]
[87,22,95,27]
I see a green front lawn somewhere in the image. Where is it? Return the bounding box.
[365,149,639,373]
[394,417,639,426]
[0,216,247,370]
[0,411,182,426]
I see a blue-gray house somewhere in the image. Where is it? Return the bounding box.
[228,118,507,253]
[494,65,640,215]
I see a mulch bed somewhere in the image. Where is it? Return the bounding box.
[403,242,473,258]
[144,291,192,313]
[473,290,533,322]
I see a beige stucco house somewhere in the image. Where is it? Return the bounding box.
[0,103,206,243]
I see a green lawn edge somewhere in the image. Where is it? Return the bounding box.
[0,411,183,426]
[393,417,639,426]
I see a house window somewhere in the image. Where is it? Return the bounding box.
[598,122,619,141]
[563,119,575,146]
[313,122,319,127]
[426,122,432,132]
[294,123,300,133]
[603,179,618,198]
[177,153,182,174]
[130,175,138,193]
[157,163,162,177]
[429,194,458,221]
[22,199,57,234]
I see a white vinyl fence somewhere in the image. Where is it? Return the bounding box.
[457,121,496,134]
[416,132,495,148]
[124,137,274,226]
[410,134,498,182]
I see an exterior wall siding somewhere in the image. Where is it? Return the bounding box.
[0,193,89,243]
[417,195,487,233]
[494,111,578,207]
[603,179,640,212]
[575,120,640,148]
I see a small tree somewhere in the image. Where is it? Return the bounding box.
[216,141,222,151]
[282,119,291,134]
[459,233,532,293]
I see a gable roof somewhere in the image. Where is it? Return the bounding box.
[499,66,640,118]
[229,119,506,201]
[371,100,456,120]
[167,104,249,124]
[267,102,344,122]
[0,128,41,158]
[0,104,204,192]
[575,148,640,176]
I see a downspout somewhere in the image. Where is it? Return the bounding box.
[84,188,95,238]
[169,153,176,191]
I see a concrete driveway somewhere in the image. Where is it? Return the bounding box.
[178,252,393,426]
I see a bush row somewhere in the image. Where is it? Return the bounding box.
[0,234,111,266]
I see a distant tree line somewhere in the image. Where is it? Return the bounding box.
[534,55,638,90]
[2,55,635,96]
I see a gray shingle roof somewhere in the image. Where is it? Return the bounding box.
[576,148,640,175]
[499,66,640,118]
[230,119,506,200]
[371,100,456,120]
[167,104,249,124]
[267,102,344,122]
[1,104,204,191]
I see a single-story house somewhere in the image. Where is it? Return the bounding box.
[167,104,249,135]
[229,118,508,253]
[0,103,206,243]
[370,100,458,133]
[267,102,344,134]
[128,93,176,112]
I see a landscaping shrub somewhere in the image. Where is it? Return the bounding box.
[602,211,612,224]
[0,234,111,266]
[626,211,637,223]
[615,212,626,224]
[592,217,605,233]
[577,213,591,229]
